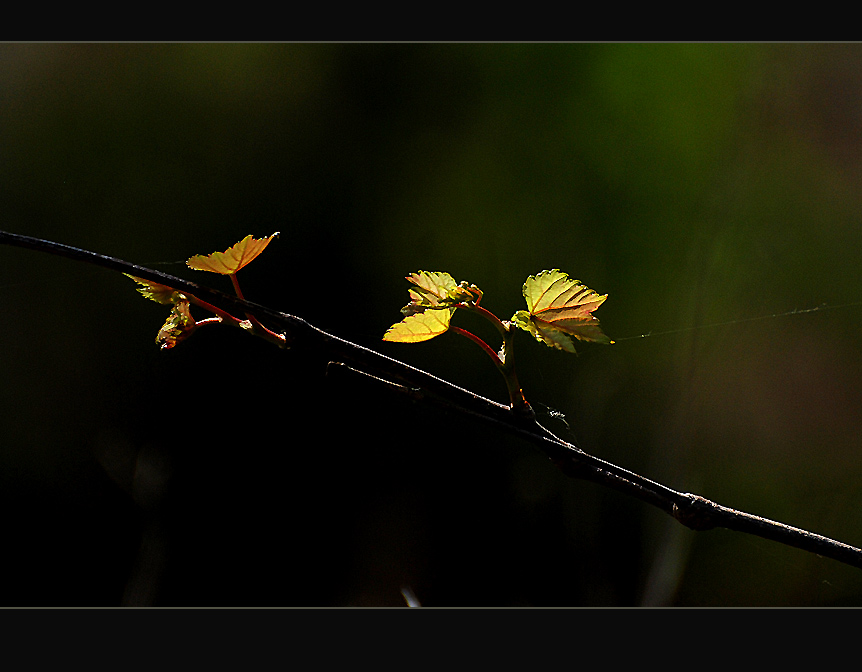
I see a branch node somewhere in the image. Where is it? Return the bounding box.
[673,494,718,531]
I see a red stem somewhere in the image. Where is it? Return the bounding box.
[229,273,287,347]
[450,326,503,367]
[468,303,508,337]
[184,295,243,325]
[229,273,246,300]
[182,291,287,348]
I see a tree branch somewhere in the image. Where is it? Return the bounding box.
[4,228,862,570]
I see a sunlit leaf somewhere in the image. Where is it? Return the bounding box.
[383,308,455,343]
[125,274,181,305]
[156,300,196,350]
[384,271,481,343]
[186,232,279,275]
[400,270,459,316]
[511,269,612,354]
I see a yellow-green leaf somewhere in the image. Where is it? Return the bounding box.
[156,300,196,350]
[383,308,454,343]
[186,232,279,275]
[125,274,181,305]
[401,271,459,316]
[385,271,480,343]
[512,269,612,353]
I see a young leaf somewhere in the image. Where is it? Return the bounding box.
[186,232,279,275]
[156,300,196,350]
[125,274,181,305]
[401,271,459,315]
[383,308,455,343]
[384,271,479,343]
[511,269,612,354]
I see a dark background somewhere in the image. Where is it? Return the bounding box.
[3,44,862,606]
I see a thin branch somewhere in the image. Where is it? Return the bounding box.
[4,228,862,571]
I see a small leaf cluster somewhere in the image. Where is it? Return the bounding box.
[126,233,284,350]
[383,271,482,343]
[385,269,611,353]
[384,269,612,410]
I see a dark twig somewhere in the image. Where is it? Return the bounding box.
[3,228,862,570]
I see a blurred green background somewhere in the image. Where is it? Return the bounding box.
[2,43,862,606]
